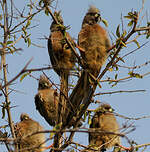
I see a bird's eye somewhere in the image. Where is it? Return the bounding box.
[95,13,100,18]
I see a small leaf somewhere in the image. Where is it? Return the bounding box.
[26,20,31,28]
[146,32,150,39]
[116,25,120,38]
[84,111,87,121]
[109,68,113,72]
[128,20,133,26]
[122,30,127,37]
[2,106,5,119]
[45,9,49,16]
[20,72,30,82]
[7,41,13,45]
[120,41,127,47]
[55,123,62,130]
[128,12,134,16]
[102,18,108,27]
[111,82,118,87]
[115,74,118,80]
[133,40,140,48]
[7,47,14,54]
[135,73,143,79]
[27,38,31,47]
[115,66,119,71]
[124,15,133,19]
[88,114,92,125]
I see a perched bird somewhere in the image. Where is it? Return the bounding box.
[15,113,46,152]
[47,11,76,124]
[34,75,59,126]
[65,6,111,127]
[78,5,110,77]
[89,103,121,151]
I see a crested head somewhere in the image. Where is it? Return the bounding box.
[96,103,114,113]
[20,113,30,121]
[88,5,100,14]
[38,75,52,90]
[50,11,64,32]
[82,6,101,27]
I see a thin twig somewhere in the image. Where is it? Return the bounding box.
[94,89,146,96]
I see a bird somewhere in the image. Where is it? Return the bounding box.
[47,11,76,124]
[78,5,111,77]
[65,6,111,127]
[34,75,59,126]
[89,103,121,151]
[15,113,46,152]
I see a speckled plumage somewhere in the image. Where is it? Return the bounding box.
[15,113,46,152]
[89,104,121,151]
[66,6,111,127]
[48,12,76,124]
[34,75,59,126]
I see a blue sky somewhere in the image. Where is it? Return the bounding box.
[0,0,150,151]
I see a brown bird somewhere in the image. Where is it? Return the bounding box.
[89,103,121,151]
[65,6,111,127]
[34,75,59,126]
[78,5,110,77]
[47,11,76,124]
[15,113,46,152]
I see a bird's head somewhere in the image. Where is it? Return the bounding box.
[20,113,30,121]
[96,103,114,114]
[38,75,52,90]
[50,11,64,32]
[82,5,101,27]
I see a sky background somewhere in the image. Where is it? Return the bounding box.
[0,0,150,151]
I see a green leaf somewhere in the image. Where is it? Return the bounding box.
[109,68,113,72]
[22,27,27,36]
[135,73,143,79]
[146,32,150,39]
[133,40,140,48]
[115,66,119,71]
[7,47,14,54]
[124,15,133,19]
[88,114,92,125]
[128,20,133,26]
[116,25,120,38]
[122,30,127,37]
[115,74,118,80]
[20,72,30,82]
[102,18,108,27]
[7,41,13,45]
[26,20,31,28]
[2,106,5,119]
[120,41,127,47]
[111,82,118,87]
[27,38,31,47]
[84,111,87,121]
[45,9,49,16]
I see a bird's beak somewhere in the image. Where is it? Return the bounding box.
[95,13,101,22]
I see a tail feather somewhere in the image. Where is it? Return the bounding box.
[64,71,91,127]
[58,72,68,124]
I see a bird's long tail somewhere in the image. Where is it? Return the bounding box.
[58,71,69,125]
[64,70,91,127]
